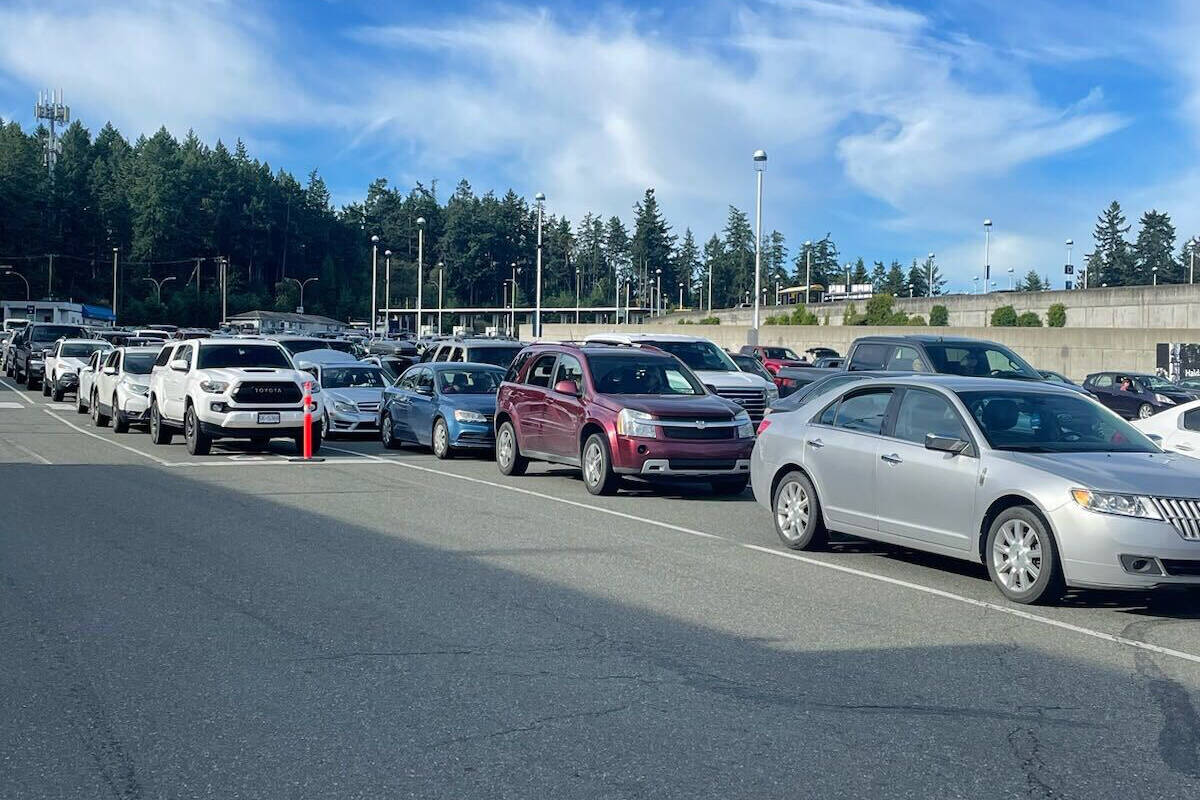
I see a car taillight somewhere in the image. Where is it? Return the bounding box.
[756,418,772,436]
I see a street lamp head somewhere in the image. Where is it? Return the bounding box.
[112,246,118,253]
[983,219,992,228]
[1065,239,1074,246]
[576,268,581,275]
[534,192,545,203]
[656,268,662,275]
[384,249,392,257]
[371,235,379,243]
[804,240,811,247]
[752,149,767,170]
[416,217,425,227]
[437,261,444,268]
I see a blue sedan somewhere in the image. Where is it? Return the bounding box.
[379,363,505,458]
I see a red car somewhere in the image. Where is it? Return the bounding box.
[739,345,810,375]
[495,342,756,496]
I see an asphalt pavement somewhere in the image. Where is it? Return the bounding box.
[2,375,1200,799]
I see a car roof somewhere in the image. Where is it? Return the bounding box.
[427,361,506,371]
[853,334,1008,347]
[584,332,709,343]
[294,349,360,365]
[448,339,524,348]
[192,337,285,347]
[844,374,1080,395]
[57,337,109,345]
[120,346,163,354]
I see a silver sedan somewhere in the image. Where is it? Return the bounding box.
[751,375,1200,604]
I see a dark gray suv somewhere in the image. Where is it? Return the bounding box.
[846,335,1043,380]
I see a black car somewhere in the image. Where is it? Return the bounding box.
[11,323,88,388]
[847,335,1042,378]
[729,352,775,383]
[772,366,842,398]
[1082,371,1199,419]
[1038,369,1076,385]
[805,347,840,360]
[812,356,845,369]
[368,338,419,357]
[361,354,417,383]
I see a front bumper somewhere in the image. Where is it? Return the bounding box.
[196,404,319,439]
[449,420,495,449]
[118,391,150,420]
[56,373,79,389]
[1050,502,1200,589]
[327,408,379,433]
[611,435,755,478]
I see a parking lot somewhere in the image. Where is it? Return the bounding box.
[3,372,1200,798]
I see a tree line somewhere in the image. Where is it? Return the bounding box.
[1084,201,1195,287]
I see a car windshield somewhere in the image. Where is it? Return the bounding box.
[437,369,503,394]
[1139,374,1182,391]
[763,347,800,360]
[322,366,386,388]
[649,340,738,372]
[321,340,355,353]
[731,354,772,380]
[775,374,870,412]
[34,325,85,343]
[923,343,1041,379]
[124,353,157,374]
[957,390,1158,453]
[588,355,704,395]
[1039,371,1070,384]
[61,343,107,358]
[466,346,523,367]
[197,344,292,369]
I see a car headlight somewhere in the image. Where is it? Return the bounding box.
[454,409,488,423]
[616,408,657,438]
[198,380,230,394]
[333,400,357,413]
[1071,489,1163,520]
[765,384,779,402]
[1153,393,1175,405]
[123,380,150,396]
[735,410,754,438]
[30,357,43,365]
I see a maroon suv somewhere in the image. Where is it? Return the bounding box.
[495,342,756,496]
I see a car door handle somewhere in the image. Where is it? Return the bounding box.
[807,438,824,449]
[880,453,903,465]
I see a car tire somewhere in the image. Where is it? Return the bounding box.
[112,396,129,433]
[772,471,828,550]
[380,412,401,449]
[323,410,334,441]
[52,383,64,402]
[91,391,109,427]
[149,400,173,445]
[985,506,1064,605]
[75,389,87,414]
[581,432,619,496]
[495,421,528,476]
[432,417,453,459]
[42,377,51,396]
[248,436,271,451]
[184,404,211,456]
[710,475,750,496]
[1137,403,1154,419]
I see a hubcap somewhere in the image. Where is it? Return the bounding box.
[435,423,447,453]
[186,410,194,440]
[498,428,513,466]
[1139,404,1153,419]
[993,519,1043,591]
[382,416,392,445]
[584,441,603,485]
[775,481,809,542]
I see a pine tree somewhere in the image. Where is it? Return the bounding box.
[719,206,753,307]
[766,230,788,288]
[1092,200,1134,286]
[701,234,723,311]
[883,260,906,296]
[1018,270,1044,292]
[674,228,700,307]
[1133,209,1178,284]
[869,261,886,291]
[905,258,928,297]
[851,257,869,285]
[630,188,676,305]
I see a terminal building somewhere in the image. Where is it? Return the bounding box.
[0,300,115,327]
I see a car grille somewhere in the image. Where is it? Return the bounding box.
[1149,497,1200,541]
[662,425,735,441]
[233,381,302,404]
[457,431,495,444]
[712,387,767,422]
[667,458,737,471]
[1160,559,1200,577]
[357,401,380,413]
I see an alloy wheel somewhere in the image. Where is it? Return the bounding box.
[992,518,1042,592]
[583,440,603,486]
[498,427,514,468]
[381,415,393,447]
[1138,403,1153,419]
[775,480,809,543]
[434,421,448,456]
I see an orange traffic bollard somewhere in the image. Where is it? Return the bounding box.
[289,379,324,463]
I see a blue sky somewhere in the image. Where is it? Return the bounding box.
[1,0,1197,290]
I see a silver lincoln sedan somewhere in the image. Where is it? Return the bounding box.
[750,375,1200,604]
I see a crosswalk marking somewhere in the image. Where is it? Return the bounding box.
[0,402,24,409]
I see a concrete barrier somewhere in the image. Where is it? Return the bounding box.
[540,323,1197,382]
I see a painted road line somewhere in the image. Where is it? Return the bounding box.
[47,403,75,411]
[322,444,1200,668]
[0,402,24,409]
[1,438,53,464]
[0,377,35,405]
[42,409,174,466]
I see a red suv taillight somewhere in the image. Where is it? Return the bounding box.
[756,418,772,436]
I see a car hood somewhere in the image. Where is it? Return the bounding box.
[58,357,90,370]
[325,387,385,405]
[999,450,1200,497]
[693,369,772,390]
[595,393,739,419]
[1160,389,1200,402]
[441,393,499,413]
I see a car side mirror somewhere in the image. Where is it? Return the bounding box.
[103,366,118,376]
[417,385,434,396]
[554,379,580,396]
[925,433,969,455]
[169,358,189,372]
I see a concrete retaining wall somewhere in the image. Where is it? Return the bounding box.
[540,323,1195,382]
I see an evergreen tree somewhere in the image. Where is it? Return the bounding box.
[675,228,701,307]
[1133,209,1178,284]
[766,230,788,289]
[1018,270,1045,292]
[905,258,928,297]
[701,234,723,311]
[851,257,869,285]
[1091,200,1134,286]
[869,261,886,291]
[883,260,906,296]
[630,188,676,304]
[718,206,754,307]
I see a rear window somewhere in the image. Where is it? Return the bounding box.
[848,343,889,371]
[61,342,108,358]
[647,340,737,372]
[33,325,86,343]
[197,344,292,370]
[123,353,157,374]
[278,339,328,355]
[466,345,522,367]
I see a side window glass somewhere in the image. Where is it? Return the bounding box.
[526,354,558,388]
[1183,408,1200,432]
[814,398,839,426]
[453,348,466,363]
[893,390,968,445]
[505,351,530,383]
[833,390,893,434]
[885,345,925,372]
[176,345,193,366]
[433,347,450,362]
[1094,374,1113,388]
[154,346,174,367]
[553,355,583,388]
[106,351,120,368]
[849,343,888,371]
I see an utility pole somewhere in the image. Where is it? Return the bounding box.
[35,89,69,178]
[195,257,202,296]
[384,250,392,332]
[416,218,426,336]
[534,192,545,337]
[112,247,119,321]
[804,241,812,306]
[47,253,54,300]
[751,149,767,343]
[370,235,380,336]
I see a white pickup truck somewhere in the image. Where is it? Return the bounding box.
[147,338,323,456]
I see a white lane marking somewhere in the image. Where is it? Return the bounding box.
[7,440,52,464]
[42,409,174,466]
[0,402,23,409]
[47,403,74,411]
[322,445,1200,668]
[0,377,34,405]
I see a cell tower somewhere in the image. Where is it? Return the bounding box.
[34,88,70,177]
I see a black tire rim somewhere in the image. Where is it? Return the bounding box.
[381,415,392,446]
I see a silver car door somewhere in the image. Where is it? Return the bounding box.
[875,387,979,551]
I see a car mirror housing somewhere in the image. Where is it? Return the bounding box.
[1146,433,1164,446]
[925,433,970,455]
[553,379,580,396]
[103,366,118,376]
[169,358,189,372]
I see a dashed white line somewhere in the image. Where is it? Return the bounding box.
[42,409,174,466]
[5,440,52,464]
[0,377,35,405]
[322,444,1200,668]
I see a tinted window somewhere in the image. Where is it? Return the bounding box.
[648,340,738,372]
[415,369,434,393]
[848,343,889,370]
[105,350,120,368]
[834,390,893,434]
[505,350,532,383]
[553,355,584,388]
[434,346,452,362]
[321,367,386,388]
[437,369,503,395]
[775,373,870,413]
[526,354,558,388]
[731,354,773,381]
[1184,408,1200,432]
[893,390,969,445]
[33,325,86,343]
[197,345,291,369]
[154,345,175,367]
[815,399,839,426]
[885,345,927,372]
[587,355,703,395]
[466,345,523,367]
[763,347,800,360]
[1092,374,1113,388]
[958,390,1157,453]
[123,353,157,375]
[397,368,419,391]
[924,343,1040,379]
[175,345,194,366]
[278,339,329,355]
[62,342,108,358]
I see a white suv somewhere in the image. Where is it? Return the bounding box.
[44,338,112,401]
[583,333,778,423]
[87,346,161,432]
[148,338,323,455]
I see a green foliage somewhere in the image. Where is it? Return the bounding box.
[1016,311,1042,327]
[1047,303,1067,327]
[790,306,819,325]
[863,293,906,326]
[1018,270,1045,292]
[842,303,861,325]
[907,315,927,326]
[990,305,1019,327]
[678,318,694,325]
[929,304,949,326]
[1134,209,1178,283]
[697,316,721,325]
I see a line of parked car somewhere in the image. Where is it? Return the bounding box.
[7,317,1200,604]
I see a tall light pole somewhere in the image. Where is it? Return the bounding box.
[286,276,318,313]
[983,219,993,290]
[804,240,812,305]
[927,252,935,297]
[533,192,546,337]
[383,250,393,331]
[1065,239,1074,289]
[112,247,119,321]
[845,263,852,290]
[908,282,914,298]
[142,276,176,305]
[707,257,713,315]
[1153,266,1159,287]
[219,256,228,326]
[655,268,662,317]
[416,217,426,336]
[1190,237,1198,285]
[678,281,684,310]
[1007,267,1015,291]
[437,261,445,334]
[510,263,520,335]
[370,234,380,336]
[0,266,30,300]
[751,149,767,342]
[575,268,581,325]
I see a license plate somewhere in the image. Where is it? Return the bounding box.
[257,412,281,424]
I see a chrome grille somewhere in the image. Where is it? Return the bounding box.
[713,387,767,422]
[357,401,380,413]
[1150,497,1200,541]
